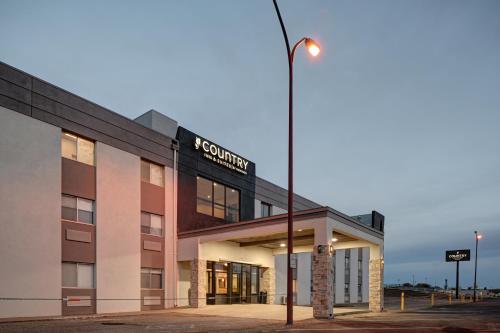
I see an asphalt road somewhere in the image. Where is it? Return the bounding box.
[1,299,499,333]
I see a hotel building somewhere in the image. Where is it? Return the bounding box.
[0,61,384,320]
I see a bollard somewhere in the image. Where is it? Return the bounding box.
[448,294,452,304]
[401,292,405,311]
[431,293,435,306]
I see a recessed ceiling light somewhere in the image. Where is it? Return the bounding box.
[280,243,286,248]
[298,229,303,232]
[332,237,338,242]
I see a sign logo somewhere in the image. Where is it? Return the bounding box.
[445,249,471,262]
[194,136,249,175]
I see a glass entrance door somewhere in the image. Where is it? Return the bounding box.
[206,261,260,305]
[241,264,251,303]
[230,263,241,304]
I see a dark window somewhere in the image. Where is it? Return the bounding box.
[261,202,272,217]
[251,266,258,294]
[141,212,163,236]
[141,160,164,187]
[141,268,162,289]
[196,176,240,222]
[62,194,94,224]
[225,187,239,222]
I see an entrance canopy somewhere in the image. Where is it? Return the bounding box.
[177,207,384,316]
[178,207,384,260]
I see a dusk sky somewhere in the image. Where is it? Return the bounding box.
[1,0,499,288]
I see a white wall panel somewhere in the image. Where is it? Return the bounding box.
[334,249,345,304]
[164,164,176,308]
[297,252,311,305]
[0,107,61,318]
[96,142,141,313]
[362,247,370,302]
[350,248,358,303]
[274,254,287,304]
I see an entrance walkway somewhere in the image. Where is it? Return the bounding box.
[171,304,368,321]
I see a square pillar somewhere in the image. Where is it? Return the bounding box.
[190,259,206,308]
[311,245,334,319]
[261,267,275,304]
[369,259,384,312]
[369,245,384,312]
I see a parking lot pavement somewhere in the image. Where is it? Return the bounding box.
[1,299,499,333]
[284,299,500,333]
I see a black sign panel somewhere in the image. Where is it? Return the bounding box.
[445,249,470,262]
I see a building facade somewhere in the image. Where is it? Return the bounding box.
[0,61,384,320]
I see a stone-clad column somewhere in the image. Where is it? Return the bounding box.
[311,245,334,319]
[190,259,206,308]
[369,245,384,312]
[369,258,384,312]
[261,267,275,304]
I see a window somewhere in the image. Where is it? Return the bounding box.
[206,262,213,294]
[251,266,258,294]
[61,132,94,166]
[214,263,228,294]
[358,249,363,302]
[261,202,272,218]
[141,212,163,236]
[141,160,164,187]
[196,177,212,216]
[62,194,94,224]
[344,283,350,303]
[196,176,240,222]
[62,262,94,288]
[141,268,163,289]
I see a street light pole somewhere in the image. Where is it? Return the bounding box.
[473,231,482,302]
[272,0,320,326]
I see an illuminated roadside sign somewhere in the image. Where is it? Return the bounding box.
[194,137,249,175]
[445,249,470,262]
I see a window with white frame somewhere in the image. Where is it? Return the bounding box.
[62,194,94,224]
[61,132,94,166]
[141,160,164,187]
[141,212,163,236]
[141,268,163,289]
[62,262,94,288]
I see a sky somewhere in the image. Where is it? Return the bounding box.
[1,0,499,288]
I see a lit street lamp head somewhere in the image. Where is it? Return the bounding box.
[477,234,483,240]
[305,38,321,57]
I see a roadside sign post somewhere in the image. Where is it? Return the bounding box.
[445,249,471,300]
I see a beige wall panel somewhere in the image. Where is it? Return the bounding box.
[164,165,177,308]
[0,107,61,318]
[96,142,141,313]
[200,241,274,268]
